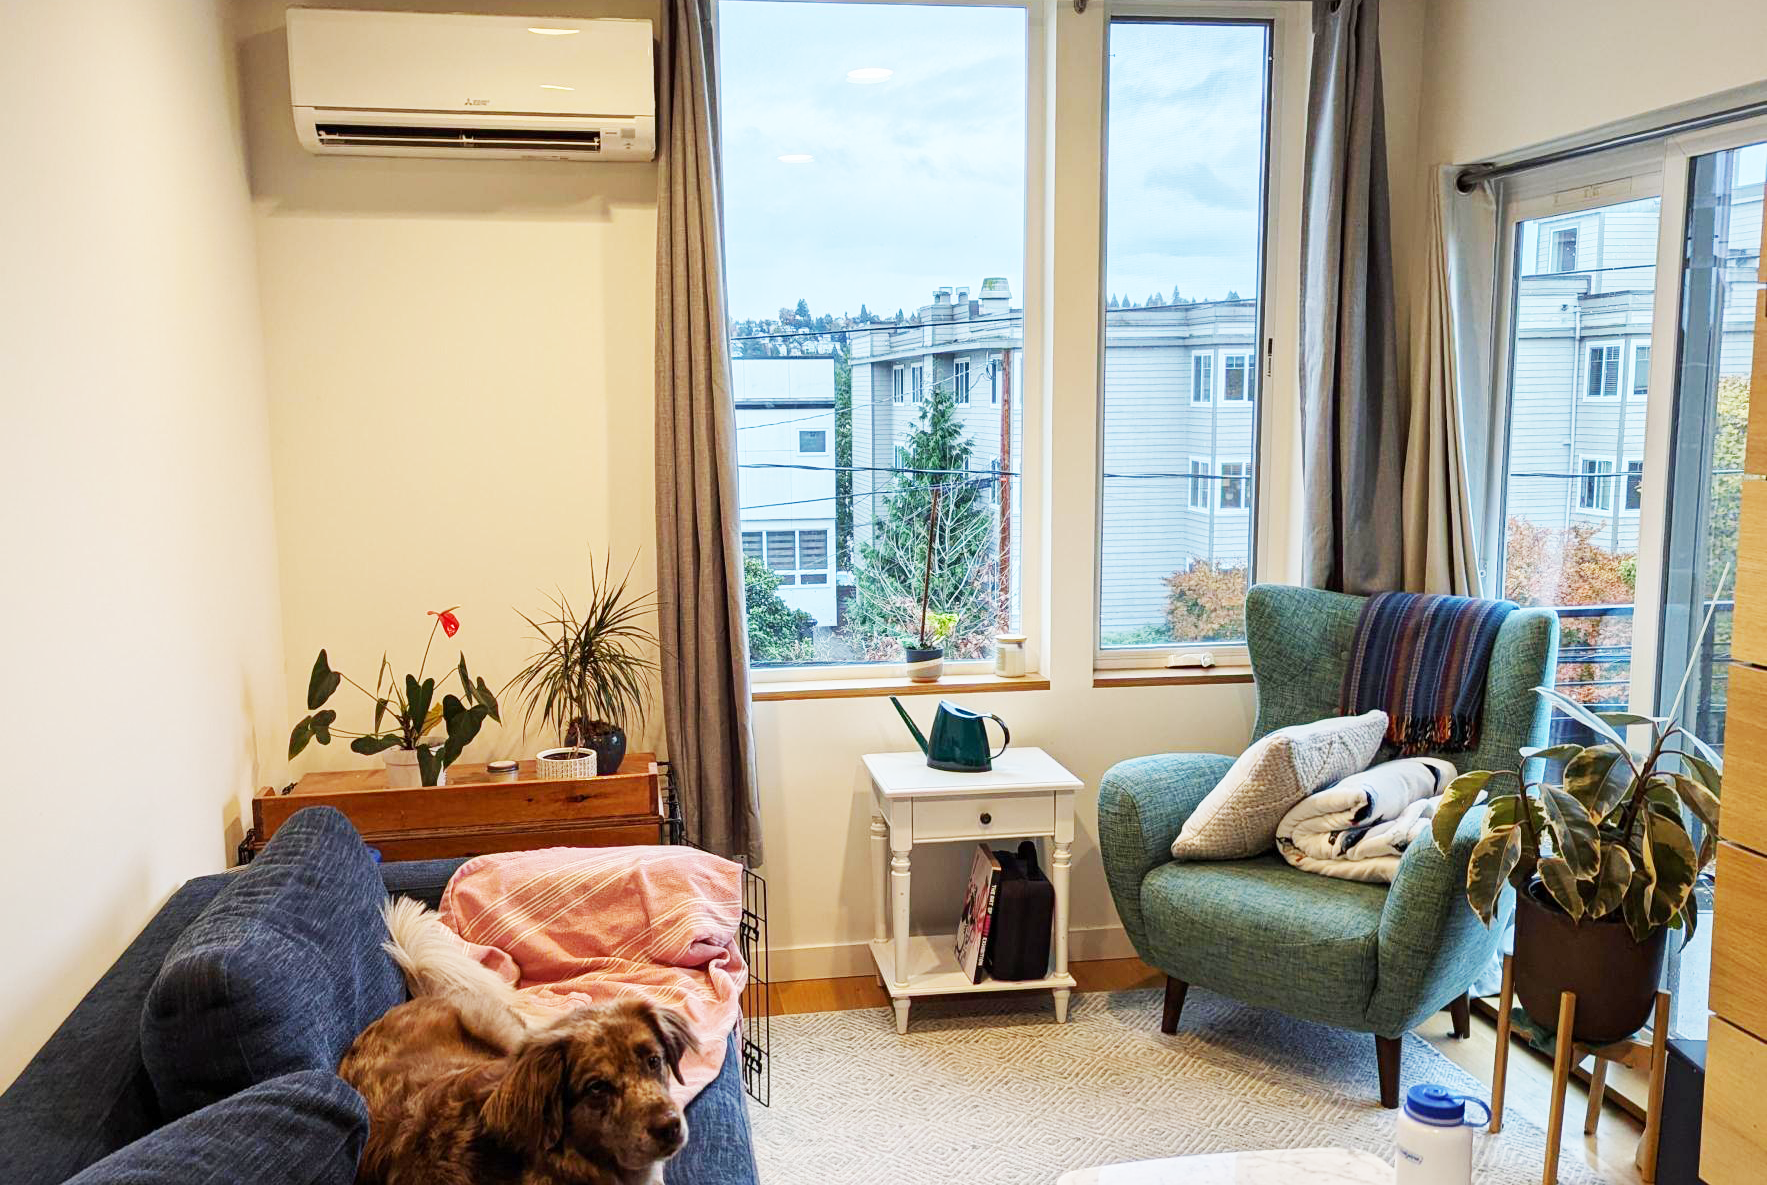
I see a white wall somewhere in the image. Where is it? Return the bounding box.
[0,1,285,1088]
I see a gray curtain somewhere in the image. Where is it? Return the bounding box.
[654,0,762,862]
[1299,0,1406,594]
[1401,168,1500,596]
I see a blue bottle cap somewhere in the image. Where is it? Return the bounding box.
[1404,1084,1467,1125]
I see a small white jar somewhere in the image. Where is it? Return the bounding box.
[1395,1084,1487,1185]
[993,634,1028,678]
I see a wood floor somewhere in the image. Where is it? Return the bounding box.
[769,957,1647,1185]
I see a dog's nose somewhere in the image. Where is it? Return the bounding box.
[651,1117,683,1147]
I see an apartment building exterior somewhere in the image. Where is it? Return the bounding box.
[732,358,837,624]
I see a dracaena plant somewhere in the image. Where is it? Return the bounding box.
[1432,611,1725,944]
[288,607,501,787]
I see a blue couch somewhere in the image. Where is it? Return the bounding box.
[0,815,758,1184]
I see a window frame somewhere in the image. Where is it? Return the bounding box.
[1217,458,1252,513]
[1583,341,1623,401]
[1576,454,1616,513]
[1191,350,1214,404]
[1631,341,1651,397]
[1551,225,1579,273]
[952,357,972,405]
[797,428,829,455]
[1221,350,1255,403]
[1622,458,1645,514]
[1187,456,1213,510]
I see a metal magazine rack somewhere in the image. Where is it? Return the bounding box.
[664,764,771,1107]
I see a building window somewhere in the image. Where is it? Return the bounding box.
[953,359,971,405]
[1222,353,1254,403]
[1219,461,1250,511]
[1552,227,1579,273]
[741,531,762,561]
[891,366,905,403]
[1585,343,1622,399]
[1191,353,1214,404]
[1623,459,1644,512]
[1578,456,1615,512]
[797,530,829,583]
[910,364,925,403]
[765,530,798,570]
[1188,458,1212,510]
[1633,342,1651,396]
[798,429,827,454]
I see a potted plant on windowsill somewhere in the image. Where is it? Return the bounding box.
[507,554,657,777]
[904,485,957,683]
[1432,619,1722,1044]
[288,608,500,788]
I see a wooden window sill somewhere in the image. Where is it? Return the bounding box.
[1092,665,1254,688]
[752,673,1051,702]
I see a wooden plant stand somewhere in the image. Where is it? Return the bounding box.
[1489,953,1671,1185]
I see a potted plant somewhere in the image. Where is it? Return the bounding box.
[1433,662,1721,1044]
[289,608,500,788]
[507,554,657,777]
[904,486,956,683]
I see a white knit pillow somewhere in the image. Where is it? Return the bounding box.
[1170,710,1389,861]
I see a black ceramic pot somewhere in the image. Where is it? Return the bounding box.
[583,722,626,776]
[904,645,945,684]
[1513,878,1668,1044]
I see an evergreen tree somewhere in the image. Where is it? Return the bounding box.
[1172,285,1181,303]
[1226,289,1241,301]
[744,557,814,663]
[794,298,812,322]
[1108,294,1119,310]
[858,303,871,323]
[844,382,999,659]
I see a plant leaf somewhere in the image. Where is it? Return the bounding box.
[416,745,442,786]
[1597,711,1661,730]
[307,650,341,710]
[1537,855,1585,920]
[1682,753,1724,794]
[1584,844,1632,921]
[1656,772,1720,834]
[1540,786,1599,878]
[474,676,501,723]
[373,697,390,733]
[288,715,314,760]
[1563,744,1631,820]
[1466,825,1523,924]
[1535,686,1628,748]
[349,733,403,756]
[1433,770,1500,852]
[1679,729,1724,771]
[310,708,337,745]
[1645,811,1700,929]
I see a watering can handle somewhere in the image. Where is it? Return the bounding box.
[987,715,1011,760]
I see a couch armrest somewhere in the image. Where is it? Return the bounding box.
[1366,805,1511,1036]
[1097,753,1234,954]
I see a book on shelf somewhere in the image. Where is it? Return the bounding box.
[955,843,1002,984]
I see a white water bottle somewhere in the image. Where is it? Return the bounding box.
[1395,1084,1490,1185]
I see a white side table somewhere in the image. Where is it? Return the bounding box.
[863,747,1082,1034]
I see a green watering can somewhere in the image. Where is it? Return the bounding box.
[889,697,1010,773]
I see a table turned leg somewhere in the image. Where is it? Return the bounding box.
[1052,838,1072,1023]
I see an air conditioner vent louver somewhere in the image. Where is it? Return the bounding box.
[314,123,603,152]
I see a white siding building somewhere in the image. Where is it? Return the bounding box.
[733,358,837,625]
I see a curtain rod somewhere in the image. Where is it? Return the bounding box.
[1456,95,1767,192]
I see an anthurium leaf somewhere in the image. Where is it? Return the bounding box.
[373,697,390,733]
[1584,844,1632,921]
[307,650,341,710]
[1537,855,1585,920]
[458,655,473,697]
[1541,786,1599,878]
[1433,770,1497,852]
[349,733,403,756]
[1563,744,1630,819]
[475,677,501,723]
[288,715,314,760]
[416,745,443,786]
[1657,772,1720,833]
[310,708,337,745]
[1536,686,1628,748]
[1466,825,1523,924]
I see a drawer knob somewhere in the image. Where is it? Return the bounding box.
[980,812,992,826]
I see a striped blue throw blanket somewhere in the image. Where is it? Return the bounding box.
[1339,592,1517,755]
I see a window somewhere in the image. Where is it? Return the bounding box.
[1623,459,1644,512]
[741,531,762,561]
[1552,227,1579,273]
[721,0,1025,668]
[1191,353,1214,404]
[1222,353,1254,403]
[1585,343,1622,399]
[1099,19,1270,649]
[1633,343,1651,396]
[1577,456,1615,512]
[1219,461,1250,511]
[1188,458,1212,510]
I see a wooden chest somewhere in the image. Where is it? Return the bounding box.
[247,754,666,862]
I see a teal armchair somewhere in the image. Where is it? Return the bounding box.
[1098,584,1559,1107]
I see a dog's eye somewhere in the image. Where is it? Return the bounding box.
[585,1079,613,1096]
[647,1054,663,1072]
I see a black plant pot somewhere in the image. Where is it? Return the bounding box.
[1514,878,1668,1044]
[904,645,945,684]
[582,723,626,776]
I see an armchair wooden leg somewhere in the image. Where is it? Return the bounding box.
[1449,992,1471,1039]
[1376,1034,1402,1109]
[1160,976,1189,1035]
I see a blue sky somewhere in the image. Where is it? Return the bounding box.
[718,4,1268,322]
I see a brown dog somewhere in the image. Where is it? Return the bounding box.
[340,994,698,1185]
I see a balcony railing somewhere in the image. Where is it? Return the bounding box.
[1542,600,1732,747]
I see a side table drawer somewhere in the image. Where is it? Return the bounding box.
[914,792,1054,842]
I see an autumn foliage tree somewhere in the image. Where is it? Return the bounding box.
[1164,560,1249,643]
[1504,517,1636,704]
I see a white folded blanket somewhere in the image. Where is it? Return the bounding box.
[1275,758,1458,884]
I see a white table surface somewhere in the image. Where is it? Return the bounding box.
[863,746,1082,797]
[1057,1147,1394,1185]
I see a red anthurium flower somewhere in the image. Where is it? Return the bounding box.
[430,608,460,638]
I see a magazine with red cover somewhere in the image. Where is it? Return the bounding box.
[954,843,1002,983]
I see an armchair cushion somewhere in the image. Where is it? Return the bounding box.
[1098,753,1236,952]
[1139,856,1386,1028]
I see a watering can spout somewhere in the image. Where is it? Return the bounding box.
[889,696,929,755]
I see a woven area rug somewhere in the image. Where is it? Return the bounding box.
[749,987,1607,1184]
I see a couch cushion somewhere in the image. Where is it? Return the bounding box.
[666,1031,760,1185]
[63,1070,367,1185]
[1140,854,1388,1029]
[140,807,404,1118]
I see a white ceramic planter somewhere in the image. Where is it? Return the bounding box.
[383,745,444,788]
[536,747,598,780]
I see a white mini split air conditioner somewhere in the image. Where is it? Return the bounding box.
[286,8,655,162]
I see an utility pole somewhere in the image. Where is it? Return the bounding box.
[998,349,1013,631]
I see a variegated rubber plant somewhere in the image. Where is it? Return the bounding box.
[1432,577,1729,945]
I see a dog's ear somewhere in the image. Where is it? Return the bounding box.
[483,1036,570,1152]
[635,1002,699,1085]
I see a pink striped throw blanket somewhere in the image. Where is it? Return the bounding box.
[438,846,747,1105]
